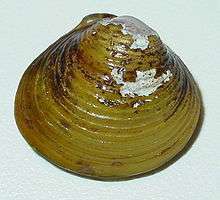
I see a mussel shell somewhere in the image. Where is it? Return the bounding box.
[15,13,201,180]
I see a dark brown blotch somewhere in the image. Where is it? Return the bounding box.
[123,70,137,82]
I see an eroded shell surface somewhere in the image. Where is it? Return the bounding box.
[15,13,201,180]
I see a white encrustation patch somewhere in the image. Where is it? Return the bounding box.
[111,68,172,98]
[100,16,158,50]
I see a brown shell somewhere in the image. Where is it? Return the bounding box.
[15,13,202,180]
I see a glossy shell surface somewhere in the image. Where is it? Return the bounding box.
[15,13,201,180]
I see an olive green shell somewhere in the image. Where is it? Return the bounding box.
[15,13,201,180]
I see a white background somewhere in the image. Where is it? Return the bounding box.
[0,1,220,200]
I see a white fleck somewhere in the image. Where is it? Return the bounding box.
[100,16,158,50]
[107,62,115,68]
[86,19,94,24]
[133,102,140,108]
[107,58,114,62]
[98,98,105,103]
[101,75,110,81]
[115,44,126,52]
[102,85,107,90]
[95,93,126,107]
[145,99,152,102]
[132,99,151,108]
[111,68,172,98]
[95,94,106,103]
